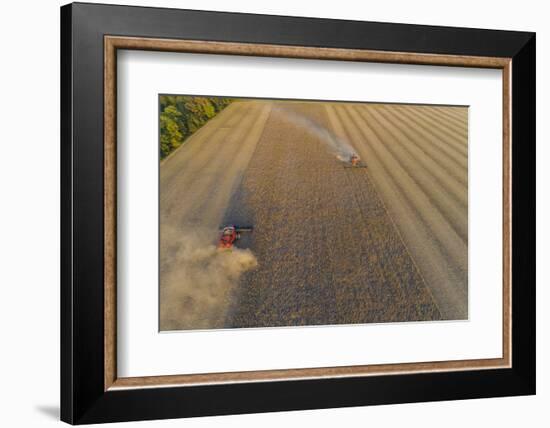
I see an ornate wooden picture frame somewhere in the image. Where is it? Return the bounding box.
[61,2,535,424]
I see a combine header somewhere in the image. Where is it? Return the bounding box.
[218,225,253,250]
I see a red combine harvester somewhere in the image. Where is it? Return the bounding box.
[218,225,253,250]
[344,153,367,168]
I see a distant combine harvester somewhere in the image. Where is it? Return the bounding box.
[344,153,367,168]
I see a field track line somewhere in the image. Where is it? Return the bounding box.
[420,105,468,132]
[390,105,468,161]
[377,105,468,181]
[161,102,246,183]
[363,105,468,210]
[354,106,468,243]
[160,104,254,212]
[399,106,469,153]
[189,102,273,224]
[424,105,469,130]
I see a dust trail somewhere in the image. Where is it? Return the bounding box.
[272,104,356,162]
[160,227,258,331]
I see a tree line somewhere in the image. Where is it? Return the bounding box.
[159,95,233,159]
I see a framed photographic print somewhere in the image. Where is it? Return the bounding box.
[60,2,536,424]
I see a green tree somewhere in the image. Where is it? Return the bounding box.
[159,95,234,159]
[160,105,183,158]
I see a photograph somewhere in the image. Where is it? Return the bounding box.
[159,95,468,331]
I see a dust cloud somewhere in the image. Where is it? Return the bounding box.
[160,228,258,331]
[273,104,356,162]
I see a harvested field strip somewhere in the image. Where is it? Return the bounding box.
[160,103,250,210]
[164,105,258,218]
[418,106,468,138]
[398,105,469,155]
[161,102,245,185]
[425,105,469,130]
[419,104,468,128]
[450,109,469,124]
[377,105,468,185]
[401,107,468,155]
[190,105,273,226]
[177,105,260,223]
[364,106,468,211]
[163,103,252,191]
[386,105,468,167]
[330,104,467,319]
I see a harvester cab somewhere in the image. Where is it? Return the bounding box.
[344,153,367,168]
[218,225,253,250]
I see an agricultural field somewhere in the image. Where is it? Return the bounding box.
[159,98,467,331]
